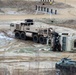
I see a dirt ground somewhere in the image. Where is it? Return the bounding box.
[0,0,76,75]
[0,0,76,28]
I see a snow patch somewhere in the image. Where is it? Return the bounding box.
[7,31,14,38]
[0,32,13,40]
[0,32,14,48]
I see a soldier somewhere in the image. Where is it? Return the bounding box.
[51,31,61,51]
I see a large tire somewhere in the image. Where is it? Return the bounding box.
[15,31,20,39]
[20,32,26,40]
[39,36,46,44]
[44,37,47,44]
[33,34,39,43]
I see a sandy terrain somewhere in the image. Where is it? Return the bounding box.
[0,0,76,33]
[0,0,76,75]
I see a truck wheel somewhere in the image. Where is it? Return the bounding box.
[15,31,20,39]
[33,34,39,43]
[44,37,47,44]
[20,32,26,40]
[39,36,46,44]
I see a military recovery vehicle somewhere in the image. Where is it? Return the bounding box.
[55,58,76,75]
[10,19,53,44]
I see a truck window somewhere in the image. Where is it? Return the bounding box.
[16,24,20,30]
[25,19,34,25]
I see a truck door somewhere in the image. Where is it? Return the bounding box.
[16,24,20,30]
[25,23,30,31]
[26,25,30,31]
[62,37,67,51]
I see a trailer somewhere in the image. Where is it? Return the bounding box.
[51,26,76,51]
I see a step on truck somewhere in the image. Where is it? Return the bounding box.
[10,19,53,44]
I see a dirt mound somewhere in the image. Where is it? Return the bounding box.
[62,19,76,24]
[0,1,73,14]
[52,2,73,8]
[0,9,4,13]
[0,1,39,14]
[39,18,76,29]
[0,31,13,48]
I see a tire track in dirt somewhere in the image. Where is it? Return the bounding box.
[68,10,76,16]
[0,14,50,21]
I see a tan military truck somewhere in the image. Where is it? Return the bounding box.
[10,19,53,44]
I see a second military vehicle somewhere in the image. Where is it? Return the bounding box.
[55,58,76,75]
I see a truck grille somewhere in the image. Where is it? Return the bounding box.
[16,24,20,30]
